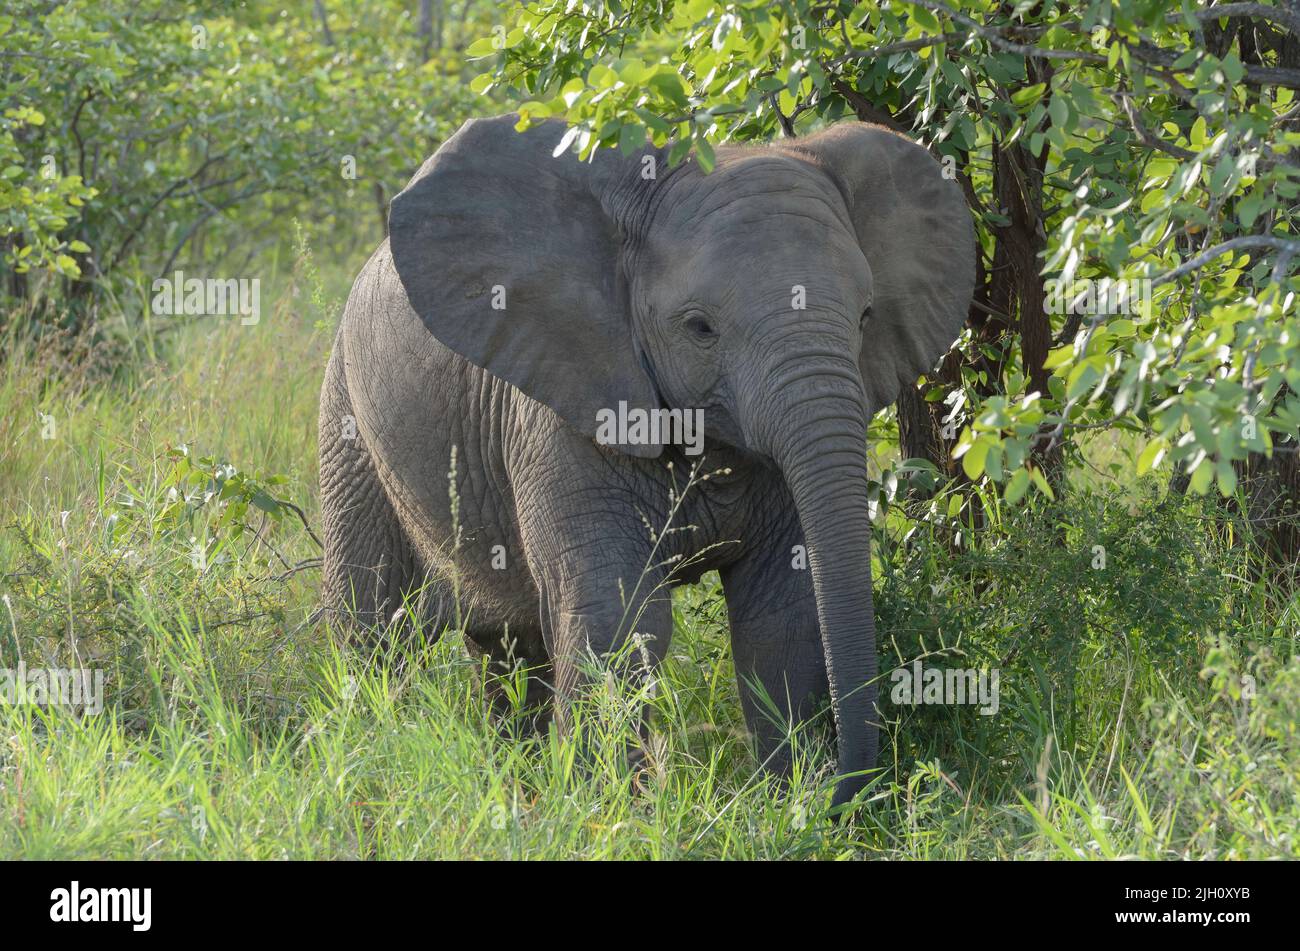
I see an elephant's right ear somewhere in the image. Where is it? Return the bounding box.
[388,115,665,456]
[778,124,976,417]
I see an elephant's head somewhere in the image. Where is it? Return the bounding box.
[389,115,976,808]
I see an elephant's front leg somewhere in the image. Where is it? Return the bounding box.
[720,506,830,777]
[516,477,675,753]
[538,568,675,732]
[533,559,675,779]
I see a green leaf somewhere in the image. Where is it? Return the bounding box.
[1237,191,1263,229]
[465,37,498,57]
[1136,438,1167,475]
[1028,465,1055,500]
[648,72,689,109]
[560,77,586,108]
[694,136,715,173]
[552,125,581,157]
[1043,345,1073,370]
[618,122,646,155]
[250,490,281,515]
[1004,468,1030,504]
[1140,187,1166,213]
[1215,459,1237,496]
[1011,83,1046,108]
[909,5,941,32]
[961,436,991,480]
[984,442,1004,482]
[1048,94,1067,130]
[1189,458,1213,495]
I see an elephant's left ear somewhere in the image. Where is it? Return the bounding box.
[779,124,976,415]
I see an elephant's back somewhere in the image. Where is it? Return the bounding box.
[340,240,474,464]
[336,240,539,624]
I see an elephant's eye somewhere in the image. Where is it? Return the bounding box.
[683,313,718,343]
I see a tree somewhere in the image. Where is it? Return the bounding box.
[467,0,1300,560]
[0,0,488,332]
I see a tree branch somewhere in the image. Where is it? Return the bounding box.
[904,0,1300,88]
[1173,3,1300,39]
[1116,89,1196,159]
[1150,235,1300,286]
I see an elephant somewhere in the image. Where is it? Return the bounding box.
[318,113,976,808]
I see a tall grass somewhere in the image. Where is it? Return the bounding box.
[0,279,1296,859]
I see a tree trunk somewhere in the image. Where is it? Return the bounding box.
[991,54,1060,482]
[418,0,442,60]
[1209,17,1300,579]
[896,383,945,466]
[1237,442,1300,572]
[313,0,334,46]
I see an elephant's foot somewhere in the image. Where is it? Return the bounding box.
[464,625,554,735]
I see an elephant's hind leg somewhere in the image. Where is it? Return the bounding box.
[319,345,450,646]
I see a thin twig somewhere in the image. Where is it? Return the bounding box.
[272,558,323,582]
[274,498,324,550]
[1116,89,1196,160]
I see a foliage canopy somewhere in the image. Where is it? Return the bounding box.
[472,0,1300,504]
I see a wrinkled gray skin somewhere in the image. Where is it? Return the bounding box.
[319,115,975,808]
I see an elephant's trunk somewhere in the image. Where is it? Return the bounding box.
[761,351,879,810]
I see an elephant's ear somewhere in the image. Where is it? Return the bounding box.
[389,114,664,456]
[781,124,976,415]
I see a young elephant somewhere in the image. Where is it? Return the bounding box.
[319,114,975,807]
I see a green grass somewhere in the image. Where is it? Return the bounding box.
[1,287,1297,859]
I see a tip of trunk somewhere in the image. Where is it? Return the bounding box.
[829,770,871,818]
